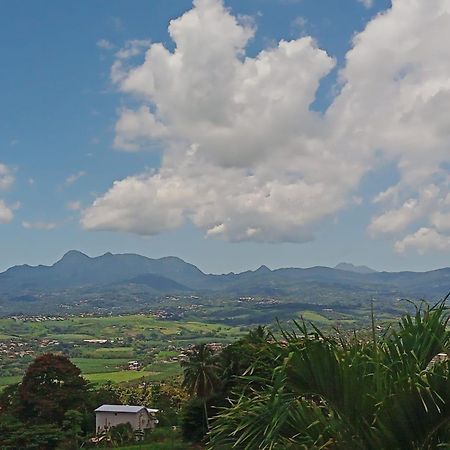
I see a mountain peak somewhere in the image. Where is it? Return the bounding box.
[255,265,271,274]
[56,250,90,265]
[334,262,377,274]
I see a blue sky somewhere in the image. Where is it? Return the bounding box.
[1,0,449,273]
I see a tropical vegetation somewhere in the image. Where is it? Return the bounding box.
[0,296,448,449]
[207,299,450,449]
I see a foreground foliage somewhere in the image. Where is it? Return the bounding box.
[1,297,448,449]
[0,353,187,449]
[208,299,450,449]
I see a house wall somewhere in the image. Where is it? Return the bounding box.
[96,411,139,432]
[96,410,156,432]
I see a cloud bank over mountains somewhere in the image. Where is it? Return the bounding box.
[82,0,450,253]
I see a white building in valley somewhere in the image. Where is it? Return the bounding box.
[95,405,159,432]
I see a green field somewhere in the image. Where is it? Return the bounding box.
[0,375,21,387]
[0,362,182,388]
[1,309,373,391]
[0,314,243,389]
[143,362,182,381]
[71,358,130,373]
[84,370,156,384]
[85,347,135,358]
[299,311,331,324]
[0,314,240,340]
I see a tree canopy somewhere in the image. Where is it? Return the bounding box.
[18,353,88,424]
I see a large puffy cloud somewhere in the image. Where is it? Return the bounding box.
[83,0,450,251]
[368,185,443,237]
[83,159,349,242]
[83,0,344,242]
[395,228,450,254]
[330,0,450,183]
[331,0,450,253]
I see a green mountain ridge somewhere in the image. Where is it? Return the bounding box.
[0,250,449,316]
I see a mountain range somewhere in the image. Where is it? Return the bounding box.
[1,251,449,302]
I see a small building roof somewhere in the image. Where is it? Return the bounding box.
[95,404,146,413]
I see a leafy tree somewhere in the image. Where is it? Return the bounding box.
[0,414,63,450]
[88,380,121,407]
[59,410,84,449]
[218,325,280,397]
[0,382,20,415]
[181,397,209,443]
[18,353,88,425]
[106,422,135,446]
[151,382,188,426]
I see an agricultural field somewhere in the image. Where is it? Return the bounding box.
[0,313,245,388]
[0,302,403,389]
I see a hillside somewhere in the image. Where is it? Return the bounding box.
[0,251,449,316]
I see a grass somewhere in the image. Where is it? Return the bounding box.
[0,362,181,388]
[0,315,242,341]
[85,347,135,358]
[83,361,181,385]
[299,311,331,324]
[49,333,95,341]
[0,375,21,387]
[84,370,156,384]
[111,427,199,450]
[143,362,182,381]
[155,350,179,360]
[0,334,15,339]
[70,358,130,374]
[297,310,358,326]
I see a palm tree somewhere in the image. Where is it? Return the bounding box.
[209,297,450,449]
[181,343,221,432]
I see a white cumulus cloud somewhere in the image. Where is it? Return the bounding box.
[97,39,115,50]
[0,164,14,191]
[66,200,82,211]
[357,0,374,8]
[65,171,86,186]
[0,164,15,224]
[22,221,58,230]
[83,0,450,252]
[395,228,450,254]
[0,200,13,224]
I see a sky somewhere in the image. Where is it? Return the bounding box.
[0,0,449,274]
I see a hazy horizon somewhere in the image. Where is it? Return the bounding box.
[2,248,449,276]
[1,0,449,274]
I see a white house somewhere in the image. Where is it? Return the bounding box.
[95,405,159,433]
[127,360,141,371]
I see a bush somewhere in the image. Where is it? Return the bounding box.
[181,397,207,443]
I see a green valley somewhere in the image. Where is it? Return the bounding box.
[0,313,244,388]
